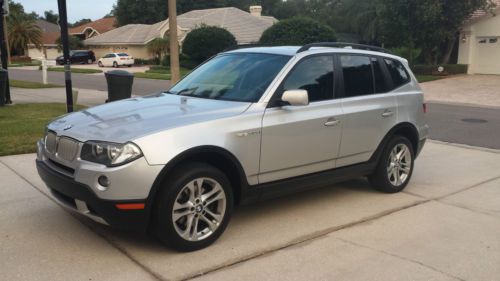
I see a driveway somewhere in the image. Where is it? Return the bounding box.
[421,74,500,108]
[1,141,500,281]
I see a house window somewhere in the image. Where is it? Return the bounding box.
[478,39,487,44]
[489,38,498,44]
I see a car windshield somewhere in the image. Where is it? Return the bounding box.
[118,53,129,57]
[167,53,291,102]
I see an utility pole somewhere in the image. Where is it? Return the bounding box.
[168,0,180,84]
[0,0,11,104]
[57,0,74,113]
[3,16,9,64]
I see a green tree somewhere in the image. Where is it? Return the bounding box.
[56,36,84,51]
[7,14,42,56]
[146,37,169,63]
[70,19,92,28]
[259,17,336,45]
[114,0,168,26]
[182,25,236,62]
[44,10,58,24]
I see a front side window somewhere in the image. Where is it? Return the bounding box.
[168,53,291,102]
[340,55,374,97]
[281,55,334,102]
[384,59,410,88]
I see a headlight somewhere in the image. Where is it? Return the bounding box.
[81,141,143,166]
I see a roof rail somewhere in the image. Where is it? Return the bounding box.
[297,42,392,54]
[223,44,270,52]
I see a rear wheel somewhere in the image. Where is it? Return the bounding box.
[153,162,233,252]
[369,136,414,193]
[113,61,118,68]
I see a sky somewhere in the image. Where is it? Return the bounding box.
[14,0,117,22]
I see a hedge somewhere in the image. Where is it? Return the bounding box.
[259,17,336,46]
[182,25,237,63]
[411,64,468,75]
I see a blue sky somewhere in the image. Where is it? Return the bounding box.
[14,0,117,22]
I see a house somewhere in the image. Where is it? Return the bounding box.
[84,6,277,60]
[26,20,61,60]
[458,0,500,74]
[69,17,117,40]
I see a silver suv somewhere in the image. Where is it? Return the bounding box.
[37,43,428,251]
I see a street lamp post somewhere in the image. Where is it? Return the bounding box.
[168,0,180,84]
[57,0,74,113]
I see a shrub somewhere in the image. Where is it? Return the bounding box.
[182,25,237,63]
[11,56,32,63]
[411,64,468,75]
[259,17,336,46]
[134,58,158,65]
[390,46,422,64]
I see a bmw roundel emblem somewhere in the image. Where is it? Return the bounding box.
[63,124,73,131]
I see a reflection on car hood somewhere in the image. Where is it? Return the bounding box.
[48,93,251,143]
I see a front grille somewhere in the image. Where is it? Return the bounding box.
[57,137,79,161]
[45,132,57,154]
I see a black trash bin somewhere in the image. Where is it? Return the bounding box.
[105,70,134,102]
[0,69,8,106]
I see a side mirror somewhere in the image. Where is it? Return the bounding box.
[281,90,309,106]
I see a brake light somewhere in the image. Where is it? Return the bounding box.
[422,103,427,113]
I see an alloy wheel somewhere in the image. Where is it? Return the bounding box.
[172,177,226,241]
[386,143,412,186]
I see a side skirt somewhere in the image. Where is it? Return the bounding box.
[240,161,377,205]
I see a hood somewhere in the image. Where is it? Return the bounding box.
[48,93,251,143]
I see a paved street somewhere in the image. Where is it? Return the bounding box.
[9,68,170,96]
[1,142,500,281]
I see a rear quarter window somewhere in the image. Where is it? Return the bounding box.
[384,58,410,88]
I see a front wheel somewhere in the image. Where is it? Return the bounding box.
[113,61,118,68]
[98,61,103,67]
[369,136,414,193]
[153,162,233,252]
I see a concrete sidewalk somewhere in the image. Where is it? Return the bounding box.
[1,141,500,281]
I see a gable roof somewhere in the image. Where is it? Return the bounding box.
[36,19,59,33]
[84,7,276,46]
[70,17,117,35]
[470,0,500,20]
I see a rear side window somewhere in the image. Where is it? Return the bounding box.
[118,53,129,57]
[371,57,390,93]
[384,59,410,88]
[282,55,334,102]
[340,55,374,97]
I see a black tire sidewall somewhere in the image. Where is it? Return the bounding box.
[153,162,234,252]
[371,136,415,193]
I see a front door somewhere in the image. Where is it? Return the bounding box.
[259,55,342,183]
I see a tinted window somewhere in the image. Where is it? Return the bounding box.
[282,55,334,102]
[168,53,290,102]
[384,59,410,88]
[340,55,374,97]
[118,53,129,57]
[371,57,390,93]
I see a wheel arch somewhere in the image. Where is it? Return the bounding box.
[145,146,248,221]
[370,122,420,163]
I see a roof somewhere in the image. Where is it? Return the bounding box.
[84,7,276,45]
[41,32,60,45]
[70,17,117,35]
[36,20,59,33]
[470,0,500,20]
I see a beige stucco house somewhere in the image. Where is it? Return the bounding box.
[458,0,500,74]
[84,6,277,60]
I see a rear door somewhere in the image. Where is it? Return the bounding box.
[335,54,397,167]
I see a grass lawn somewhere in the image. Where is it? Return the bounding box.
[135,68,192,80]
[47,67,103,74]
[416,75,445,83]
[0,103,85,156]
[9,61,41,67]
[10,80,63,89]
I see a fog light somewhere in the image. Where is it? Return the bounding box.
[98,175,110,188]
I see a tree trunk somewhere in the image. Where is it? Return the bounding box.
[441,36,457,65]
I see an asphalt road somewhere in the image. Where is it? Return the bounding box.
[8,69,500,149]
[9,68,170,96]
[427,103,500,149]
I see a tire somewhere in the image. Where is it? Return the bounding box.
[153,162,234,252]
[127,65,132,67]
[98,61,103,67]
[113,61,118,68]
[369,135,414,193]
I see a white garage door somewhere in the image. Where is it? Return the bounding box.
[475,37,500,74]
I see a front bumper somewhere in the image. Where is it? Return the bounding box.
[37,159,149,231]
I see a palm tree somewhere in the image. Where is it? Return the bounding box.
[7,14,42,56]
[146,37,169,64]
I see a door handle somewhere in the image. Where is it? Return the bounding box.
[382,110,394,118]
[324,118,340,127]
